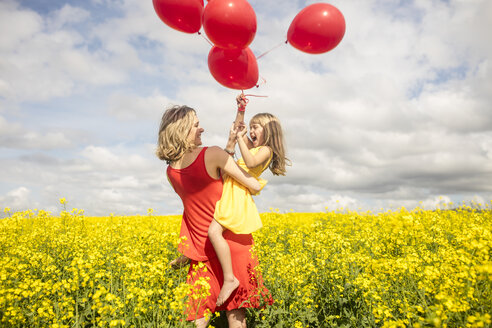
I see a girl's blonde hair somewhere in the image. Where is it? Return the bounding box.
[250,113,289,176]
[156,105,196,163]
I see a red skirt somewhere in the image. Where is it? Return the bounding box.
[185,233,273,321]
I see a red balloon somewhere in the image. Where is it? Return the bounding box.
[153,0,204,34]
[203,0,257,49]
[208,46,259,90]
[287,3,346,54]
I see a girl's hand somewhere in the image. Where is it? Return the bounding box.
[236,93,247,110]
[236,122,248,139]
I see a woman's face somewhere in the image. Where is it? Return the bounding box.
[187,113,204,147]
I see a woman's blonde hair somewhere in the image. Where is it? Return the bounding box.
[250,113,290,176]
[156,105,196,163]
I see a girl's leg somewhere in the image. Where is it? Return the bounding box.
[208,219,239,306]
[226,308,247,328]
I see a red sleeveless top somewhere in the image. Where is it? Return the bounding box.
[166,147,223,261]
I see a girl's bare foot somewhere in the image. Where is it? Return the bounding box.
[216,276,239,306]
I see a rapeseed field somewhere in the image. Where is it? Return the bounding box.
[0,201,490,327]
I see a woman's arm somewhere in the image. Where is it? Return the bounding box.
[206,146,261,194]
[224,123,237,155]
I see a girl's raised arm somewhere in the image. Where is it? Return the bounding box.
[233,93,247,128]
[235,94,254,148]
[224,94,248,155]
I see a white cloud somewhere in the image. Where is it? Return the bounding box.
[0,143,177,215]
[47,4,91,30]
[0,1,127,103]
[81,146,119,168]
[107,92,172,120]
[96,188,124,202]
[462,195,489,208]
[419,195,452,210]
[324,194,359,212]
[102,175,140,189]
[0,115,21,135]
[0,1,43,51]
[80,145,156,174]
[0,115,72,149]
[0,187,36,211]
[0,0,491,215]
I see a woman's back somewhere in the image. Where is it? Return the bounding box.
[167,147,223,261]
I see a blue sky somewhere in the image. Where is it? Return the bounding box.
[1,0,491,216]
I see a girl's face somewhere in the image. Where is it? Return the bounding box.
[249,122,264,147]
[187,113,204,147]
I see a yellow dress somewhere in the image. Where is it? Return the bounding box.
[214,146,272,234]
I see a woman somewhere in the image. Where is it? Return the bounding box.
[156,104,272,328]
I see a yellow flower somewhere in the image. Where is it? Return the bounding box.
[1,203,490,327]
[59,198,66,205]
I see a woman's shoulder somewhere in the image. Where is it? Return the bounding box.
[206,145,222,151]
[169,147,205,170]
[204,146,229,162]
[205,145,225,155]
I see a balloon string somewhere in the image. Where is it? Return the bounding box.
[197,31,214,47]
[243,76,268,98]
[239,89,268,105]
[256,40,288,60]
[244,94,268,97]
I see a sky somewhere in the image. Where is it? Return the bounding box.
[0,0,491,216]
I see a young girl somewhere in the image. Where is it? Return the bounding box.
[209,94,289,306]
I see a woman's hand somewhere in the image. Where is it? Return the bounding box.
[228,123,239,142]
[225,123,238,155]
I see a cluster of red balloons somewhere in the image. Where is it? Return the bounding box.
[153,0,346,90]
